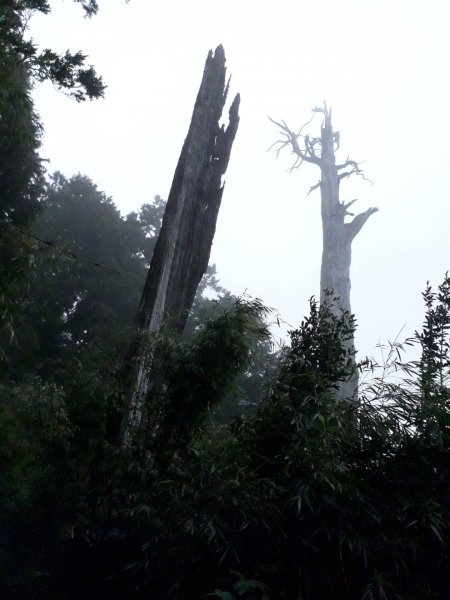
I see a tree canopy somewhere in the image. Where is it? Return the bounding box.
[0,0,110,362]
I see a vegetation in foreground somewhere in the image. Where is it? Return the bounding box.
[0,3,448,597]
[0,267,448,598]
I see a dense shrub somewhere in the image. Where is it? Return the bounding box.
[1,284,449,598]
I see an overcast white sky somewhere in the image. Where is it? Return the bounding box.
[30,0,450,360]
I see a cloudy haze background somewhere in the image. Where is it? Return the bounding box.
[29,0,450,359]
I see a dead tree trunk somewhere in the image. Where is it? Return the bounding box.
[271,104,378,400]
[125,45,240,439]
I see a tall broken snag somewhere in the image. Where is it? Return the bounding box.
[126,45,240,437]
[271,103,378,401]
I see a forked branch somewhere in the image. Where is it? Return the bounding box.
[308,180,321,196]
[337,158,373,185]
[346,206,379,240]
[268,116,321,169]
[270,105,372,186]
[342,198,358,215]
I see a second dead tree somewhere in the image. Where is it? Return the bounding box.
[123,45,240,446]
[271,104,378,400]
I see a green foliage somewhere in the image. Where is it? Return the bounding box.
[0,0,107,225]
[0,55,42,361]
[125,296,273,469]
[0,378,73,597]
[0,350,120,597]
[0,0,111,366]
[273,292,356,398]
[4,173,164,379]
[0,62,43,226]
[415,276,450,437]
[0,227,36,362]
[360,275,450,448]
[185,292,278,420]
[210,571,270,600]
[0,1,106,104]
[7,171,239,389]
[1,263,449,598]
[112,285,448,599]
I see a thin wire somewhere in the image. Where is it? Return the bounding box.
[0,220,127,278]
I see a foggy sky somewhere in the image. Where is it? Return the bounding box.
[30,0,450,362]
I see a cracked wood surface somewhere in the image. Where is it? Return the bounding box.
[125,46,240,437]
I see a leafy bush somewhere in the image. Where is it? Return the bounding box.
[1,282,449,599]
[92,283,447,599]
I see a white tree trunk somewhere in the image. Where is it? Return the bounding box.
[271,104,378,400]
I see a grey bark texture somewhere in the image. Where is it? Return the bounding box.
[125,45,240,436]
[271,104,378,400]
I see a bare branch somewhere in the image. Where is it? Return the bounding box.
[296,111,317,137]
[307,180,321,196]
[268,116,321,168]
[335,199,359,217]
[359,172,373,185]
[346,207,379,240]
[342,198,358,215]
[338,170,355,181]
[336,158,360,171]
[305,135,320,160]
[267,136,290,158]
[267,116,287,131]
[337,159,373,184]
[289,156,304,173]
[333,131,340,151]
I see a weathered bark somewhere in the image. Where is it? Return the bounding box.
[125,45,240,437]
[271,104,378,400]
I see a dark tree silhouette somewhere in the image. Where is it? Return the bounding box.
[125,45,240,439]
